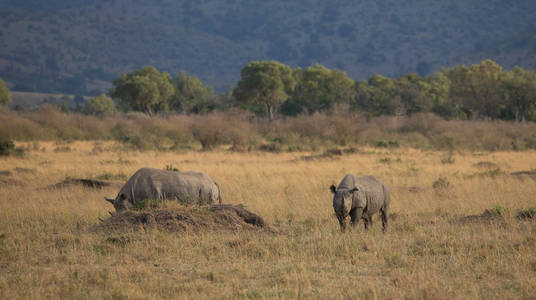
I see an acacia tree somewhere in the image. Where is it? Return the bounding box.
[354,74,398,116]
[110,66,174,115]
[234,61,295,121]
[502,67,536,122]
[83,94,116,116]
[448,60,504,119]
[288,64,355,114]
[172,71,215,114]
[0,77,12,107]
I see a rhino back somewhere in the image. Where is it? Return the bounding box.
[354,175,389,214]
[121,168,218,205]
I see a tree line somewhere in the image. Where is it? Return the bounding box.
[2,59,536,122]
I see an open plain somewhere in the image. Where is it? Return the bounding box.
[0,141,535,299]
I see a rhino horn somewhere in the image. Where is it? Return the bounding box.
[105,197,115,204]
[108,211,115,217]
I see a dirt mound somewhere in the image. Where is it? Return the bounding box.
[473,161,500,169]
[510,169,536,180]
[458,209,506,224]
[89,204,276,234]
[45,178,112,189]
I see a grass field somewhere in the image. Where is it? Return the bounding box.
[0,141,535,299]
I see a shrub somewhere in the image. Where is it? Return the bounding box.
[486,205,508,216]
[0,139,25,157]
[0,139,14,156]
[190,113,229,150]
[376,140,399,148]
[516,208,535,220]
[133,198,161,210]
[432,177,450,189]
[164,164,179,172]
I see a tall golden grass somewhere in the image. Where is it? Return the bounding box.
[0,141,535,298]
[3,106,536,151]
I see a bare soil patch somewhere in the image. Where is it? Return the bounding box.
[89,204,276,234]
[510,169,536,180]
[473,161,500,169]
[45,178,112,189]
[458,209,506,224]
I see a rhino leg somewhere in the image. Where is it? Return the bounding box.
[380,207,388,232]
[337,214,347,232]
[350,207,364,229]
[364,215,373,230]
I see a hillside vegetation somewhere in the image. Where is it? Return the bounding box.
[1,0,535,94]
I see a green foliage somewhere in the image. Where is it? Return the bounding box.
[447,60,504,119]
[0,139,15,156]
[354,74,398,116]
[502,67,536,122]
[172,71,216,114]
[283,64,354,115]
[486,205,508,216]
[376,140,399,148]
[0,78,12,107]
[0,139,24,157]
[83,94,116,116]
[110,66,174,115]
[234,61,296,121]
[133,198,161,210]
[516,208,535,220]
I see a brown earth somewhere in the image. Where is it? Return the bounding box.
[89,204,276,234]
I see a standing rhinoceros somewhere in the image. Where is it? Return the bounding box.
[330,174,390,232]
[105,167,222,212]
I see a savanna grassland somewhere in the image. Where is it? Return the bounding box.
[1,141,535,299]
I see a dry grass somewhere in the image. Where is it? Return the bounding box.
[0,141,535,299]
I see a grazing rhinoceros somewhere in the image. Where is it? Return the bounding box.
[330,174,390,232]
[105,167,222,212]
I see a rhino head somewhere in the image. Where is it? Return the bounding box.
[330,185,359,231]
[105,192,133,212]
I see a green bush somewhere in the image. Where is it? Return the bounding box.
[0,139,24,157]
[0,139,14,156]
[133,198,161,210]
[516,208,535,219]
[376,140,399,148]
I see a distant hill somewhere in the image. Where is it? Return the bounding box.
[1,0,535,94]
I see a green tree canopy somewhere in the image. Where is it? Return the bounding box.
[233,61,296,121]
[354,74,398,116]
[83,94,116,116]
[110,66,174,115]
[0,77,12,107]
[172,71,216,114]
[502,67,536,122]
[447,60,504,119]
[284,64,355,115]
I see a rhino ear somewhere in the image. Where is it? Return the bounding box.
[351,187,359,193]
[330,185,337,194]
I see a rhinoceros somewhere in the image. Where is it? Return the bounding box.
[105,167,222,212]
[330,174,390,232]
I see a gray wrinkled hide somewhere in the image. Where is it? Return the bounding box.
[332,174,390,232]
[112,167,222,211]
